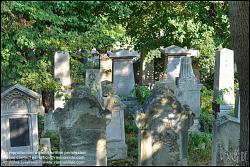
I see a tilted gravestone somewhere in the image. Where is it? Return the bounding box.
[102,81,127,160]
[176,57,203,131]
[54,51,71,110]
[211,115,240,166]
[213,48,234,116]
[1,84,44,166]
[135,81,194,166]
[53,86,111,166]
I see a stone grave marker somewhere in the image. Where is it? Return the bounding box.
[107,49,140,97]
[211,115,240,166]
[53,86,111,166]
[213,48,234,116]
[1,84,44,166]
[135,81,194,166]
[176,57,203,131]
[54,51,71,110]
[102,81,128,160]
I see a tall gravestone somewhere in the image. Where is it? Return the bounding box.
[211,115,240,166]
[176,57,203,131]
[53,86,111,166]
[135,81,194,166]
[54,51,71,110]
[100,54,113,82]
[107,49,140,97]
[102,82,128,160]
[213,48,234,116]
[1,84,44,166]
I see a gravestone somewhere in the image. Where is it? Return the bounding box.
[1,84,44,166]
[107,49,140,97]
[86,69,103,106]
[211,115,240,166]
[135,81,194,166]
[213,48,234,116]
[53,86,111,166]
[100,54,112,82]
[176,57,203,131]
[40,138,52,165]
[54,51,71,110]
[160,45,199,85]
[102,81,128,160]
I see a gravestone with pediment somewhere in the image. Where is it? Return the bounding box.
[102,81,128,160]
[53,86,112,166]
[211,115,240,166]
[135,81,194,166]
[1,84,44,166]
[107,49,140,97]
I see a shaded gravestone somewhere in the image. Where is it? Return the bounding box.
[102,81,127,160]
[213,48,234,116]
[40,138,52,165]
[54,51,71,110]
[107,49,140,97]
[135,81,194,166]
[176,57,203,131]
[53,86,111,166]
[211,115,240,166]
[86,69,103,106]
[1,84,44,166]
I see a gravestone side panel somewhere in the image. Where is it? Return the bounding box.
[1,84,44,166]
[53,86,111,166]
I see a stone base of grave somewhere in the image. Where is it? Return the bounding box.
[107,142,127,160]
[188,119,200,132]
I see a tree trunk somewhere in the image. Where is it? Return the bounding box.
[229,1,249,166]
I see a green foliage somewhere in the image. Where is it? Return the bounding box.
[200,87,215,133]
[188,132,212,166]
[134,84,151,105]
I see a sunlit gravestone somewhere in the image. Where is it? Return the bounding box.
[1,84,44,166]
[135,82,194,166]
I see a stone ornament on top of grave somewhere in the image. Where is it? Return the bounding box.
[53,85,112,166]
[102,81,128,160]
[176,57,203,131]
[1,84,44,166]
[135,81,195,166]
[107,49,140,97]
[54,51,71,110]
[213,48,234,116]
[211,115,240,166]
[160,45,199,85]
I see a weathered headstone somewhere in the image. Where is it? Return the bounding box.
[102,82,127,160]
[135,81,194,166]
[160,45,199,85]
[54,51,71,110]
[53,86,111,166]
[211,115,240,166]
[86,69,103,106]
[40,138,52,165]
[100,54,113,82]
[1,84,44,166]
[176,57,203,131]
[213,48,234,116]
[107,49,140,97]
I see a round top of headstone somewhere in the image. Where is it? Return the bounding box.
[160,45,199,57]
[107,49,140,59]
